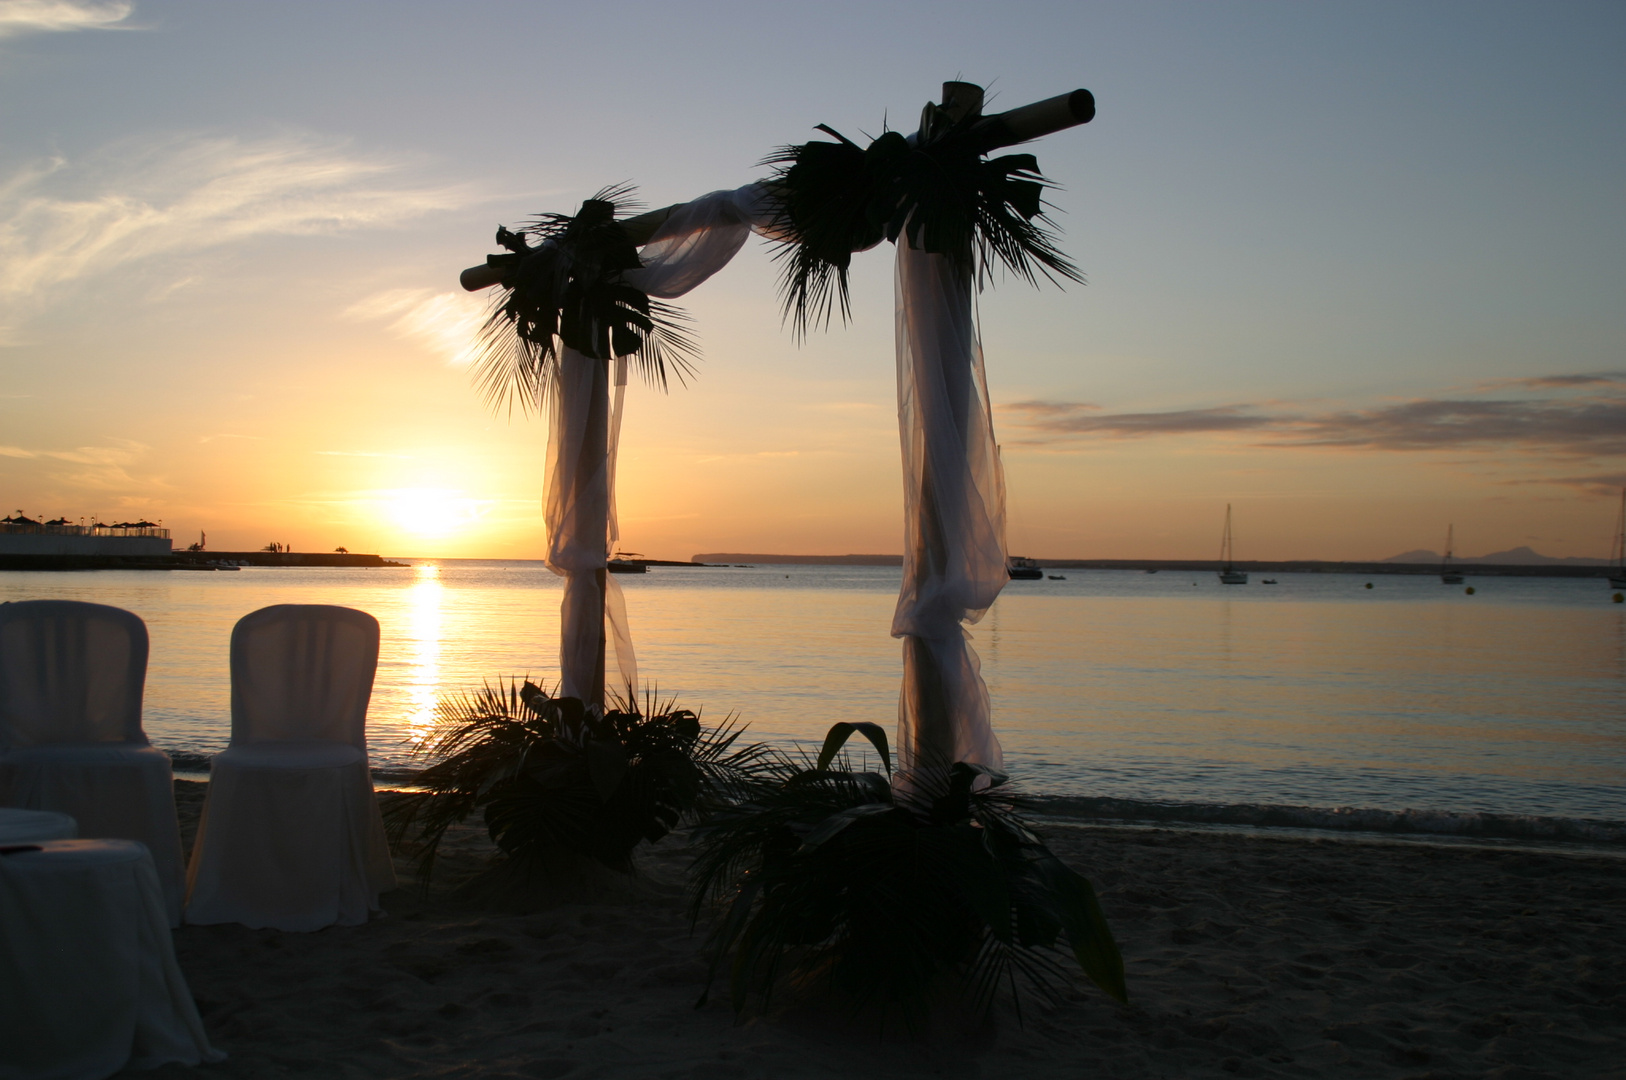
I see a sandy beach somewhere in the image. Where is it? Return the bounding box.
[130,781,1626,1079]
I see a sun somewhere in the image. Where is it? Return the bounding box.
[386,488,482,537]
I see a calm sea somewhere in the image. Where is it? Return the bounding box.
[2,562,1622,823]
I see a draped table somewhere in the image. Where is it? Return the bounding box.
[0,839,222,1080]
[0,807,75,845]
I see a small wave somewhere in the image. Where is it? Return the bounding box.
[1029,795,1626,845]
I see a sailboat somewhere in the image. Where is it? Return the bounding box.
[1217,504,1248,584]
[1440,525,1464,585]
[1610,489,1626,590]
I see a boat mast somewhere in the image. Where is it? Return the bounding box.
[1442,524,1454,571]
[1221,504,1234,570]
[1615,490,1625,571]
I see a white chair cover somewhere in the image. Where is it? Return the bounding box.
[0,599,186,926]
[0,806,76,844]
[0,839,223,1080]
[185,604,396,931]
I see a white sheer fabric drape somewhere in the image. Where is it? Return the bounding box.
[544,183,774,703]
[891,245,1008,779]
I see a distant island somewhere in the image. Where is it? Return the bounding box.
[692,553,903,566]
[693,549,1616,578]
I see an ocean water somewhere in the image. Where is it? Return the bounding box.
[2,562,1622,823]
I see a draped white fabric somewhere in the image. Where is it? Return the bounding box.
[545,347,636,701]
[185,605,395,931]
[0,839,223,1079]
[543,183,775,704]
[0,600,186,926]
[0,806,75,843]
[891,245,1008,778]
[624,183,775,298]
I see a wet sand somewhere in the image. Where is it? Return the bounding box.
[143,781,1625,1079]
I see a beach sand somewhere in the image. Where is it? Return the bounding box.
[142,781,1624,1079]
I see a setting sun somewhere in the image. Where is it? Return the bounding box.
[383,488,487,537]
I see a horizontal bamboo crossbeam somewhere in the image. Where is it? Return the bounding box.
[460,84,1093,292]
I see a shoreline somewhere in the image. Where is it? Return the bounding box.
[163,770,1626,851]
[160,780,1625,1079]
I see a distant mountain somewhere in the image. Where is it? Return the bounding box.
[1384,545,1608,566]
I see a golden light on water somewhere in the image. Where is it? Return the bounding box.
[405,561,443,745]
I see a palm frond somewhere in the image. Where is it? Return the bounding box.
[382,678,774,890]
[762,114,1083,340]
[688,723,1127,1028]
[466,185,703,412]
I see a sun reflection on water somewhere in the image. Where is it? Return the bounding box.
[405,562,443,746]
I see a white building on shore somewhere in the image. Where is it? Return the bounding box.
[0,517,172,557]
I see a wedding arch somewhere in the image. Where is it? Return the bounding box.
[458,80,1095,783]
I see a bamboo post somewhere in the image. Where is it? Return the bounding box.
[902,82,986,772]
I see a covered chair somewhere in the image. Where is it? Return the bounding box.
[184,604,397,931]
[0,599,186,926]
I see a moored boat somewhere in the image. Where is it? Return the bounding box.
[1441,525,1464,585]
[1610,490,1626,590]
[1217,505,1247,584]
[1007,556,1044,580]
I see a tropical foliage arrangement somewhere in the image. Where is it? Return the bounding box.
[471,184,700,409]
[382,679,770,888]
[762,104,1082,337]
[689,722,1127,1028]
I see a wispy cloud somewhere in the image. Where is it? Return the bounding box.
[1000,376,1626,459]
[1281,397,1626,454]
[315,449,414,459]
[1477,372,1626,391]
[346,287,490,367]
[0,134,472,306]
[0,0,131,38]
[1001,401,1272,438]
[0,438,164,492]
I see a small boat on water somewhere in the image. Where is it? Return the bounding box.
[1217,504,1247,584]
[1007,555,1043,580]
[1610,489,1626,590]
[608,550,648,574]
[1440,526,1464,585]
[1047,574,1066,580]
[1261,578,1278,585]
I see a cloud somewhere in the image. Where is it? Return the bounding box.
[0,0,131,38]
[1000,382,1626,458]
[315,449,414,459]
[1000,401,1272,437]
[1477,372,1626,391]
[1520,471,1626,497]
[0,134,472,305]
[0,438,164,492]
[346,287,490,367]
[1281,397,1626,454]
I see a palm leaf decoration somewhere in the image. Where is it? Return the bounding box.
[762,106,1083,339]
[382,679,775,889]
[471,184,701,411]
[689,722,1127,1029]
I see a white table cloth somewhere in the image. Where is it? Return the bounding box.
[0,839,222,1080]
[0,807,75,844]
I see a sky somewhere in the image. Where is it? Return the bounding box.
[0,0,1622,561]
